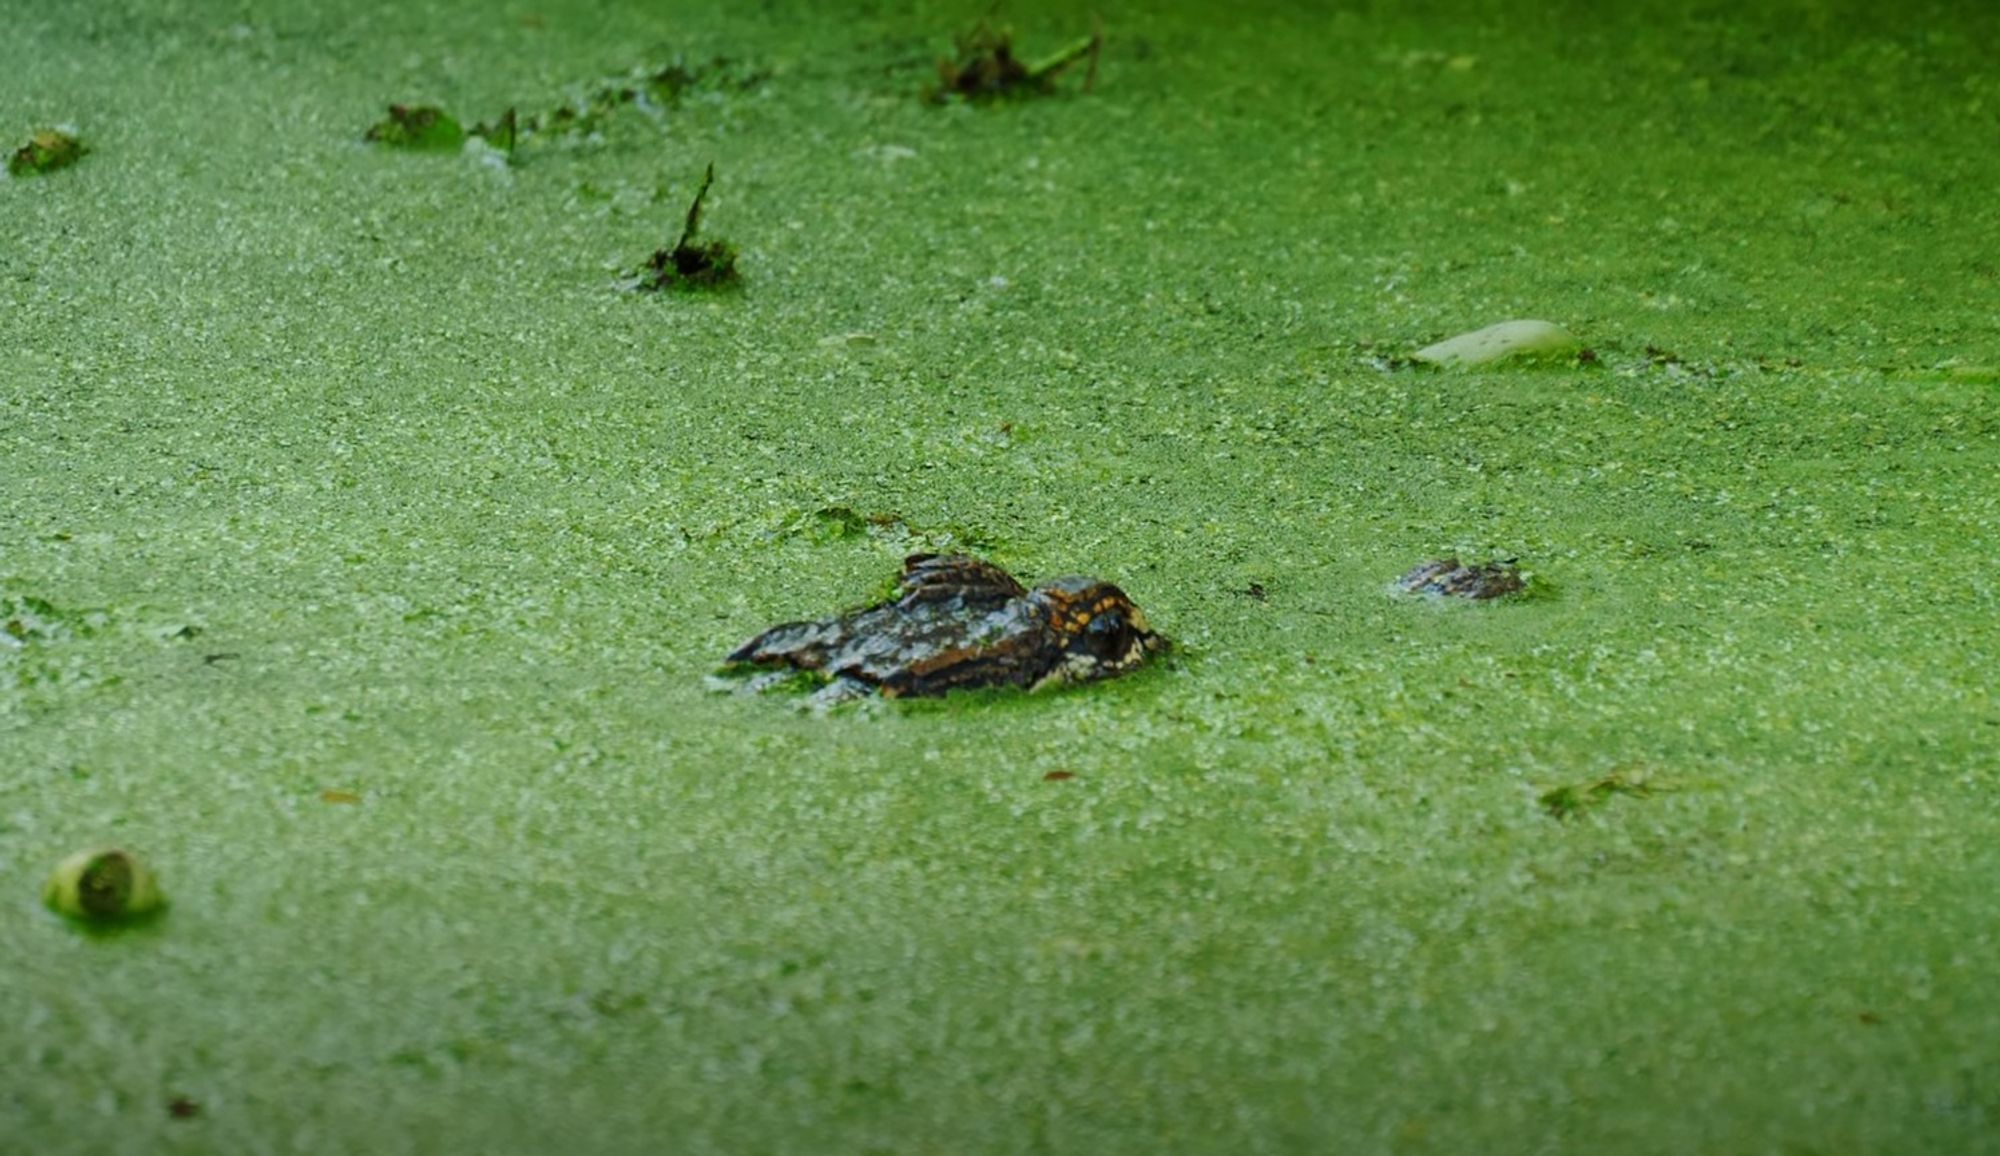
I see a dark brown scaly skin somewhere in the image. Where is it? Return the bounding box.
[725,553,1167,702]
[1396,557,1525,600]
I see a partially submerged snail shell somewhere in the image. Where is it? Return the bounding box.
[43,848,166,922]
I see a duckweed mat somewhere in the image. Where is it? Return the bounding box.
[4,0,1997,1152]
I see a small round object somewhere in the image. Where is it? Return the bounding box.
[43,848,165,922]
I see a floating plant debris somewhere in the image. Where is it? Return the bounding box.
[471,107,517,155]
[527,57,768,137]
[8,128,86,176]
[3,591,102,646]
[365,58,764,161]
[929,20,1102,102]
[636,162,739,290]
[363,104,468,150]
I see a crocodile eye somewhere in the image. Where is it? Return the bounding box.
[44,848,166,923]
[1079,610,1134,661]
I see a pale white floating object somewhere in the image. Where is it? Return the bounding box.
[1412,319,1579,367]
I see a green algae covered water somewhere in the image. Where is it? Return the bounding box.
[4,0,1998,1151]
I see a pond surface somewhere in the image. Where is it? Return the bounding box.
[3,0,1997,1151]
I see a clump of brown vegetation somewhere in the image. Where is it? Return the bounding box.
[637,163,739,291]
[928,19,1101,102]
